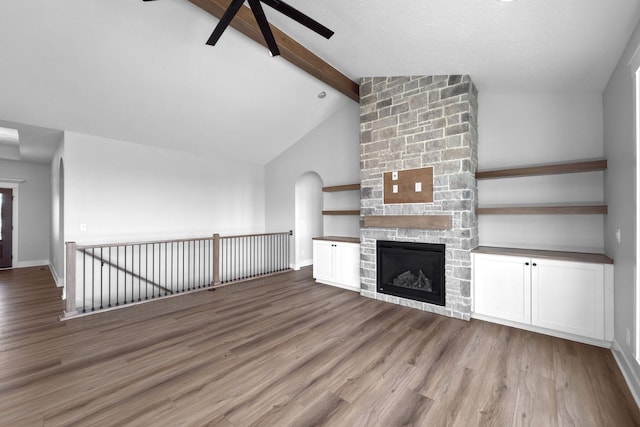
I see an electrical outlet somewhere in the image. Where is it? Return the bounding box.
[80,223,87,232]
[392,171,398,180]
[616,229,621,244]
[392,184,398,193]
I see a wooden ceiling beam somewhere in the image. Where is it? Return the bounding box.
[187,0,360,102]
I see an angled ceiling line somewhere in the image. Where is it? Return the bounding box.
[187,0,360,102]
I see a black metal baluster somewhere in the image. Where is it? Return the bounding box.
[116,246,119,306]
[150,243,154,300]
[182,241,185,292]
[241,237,245,280]
[100,247,104,310]
[108,247,112,308]
[170,242,174,294]
[82,249,86,313]
[91,248,95,311]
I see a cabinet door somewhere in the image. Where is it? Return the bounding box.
[531,259,604,340]
[334,243,360,288]
[312,241,334,282]
[473,253,531,323]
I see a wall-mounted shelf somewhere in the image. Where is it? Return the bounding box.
[322,210,360,216]
[477,204,608,215]
[476,159,608,217]
[323,184,360,192]
[476,159,607,180]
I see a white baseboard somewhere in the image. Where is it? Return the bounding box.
[49,262,64,288]
[471,312,612,348]
[16,260,49,269]
[292,258,313,271]
[611,339,640,408]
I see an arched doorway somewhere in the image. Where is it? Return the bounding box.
[294,172,323,270]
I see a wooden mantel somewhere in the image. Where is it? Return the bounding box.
[187,0,360,102]
[363,215,451,230]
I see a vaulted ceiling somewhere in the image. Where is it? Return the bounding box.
[0,0,639,164]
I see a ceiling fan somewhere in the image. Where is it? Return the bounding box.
[143,0,334,57]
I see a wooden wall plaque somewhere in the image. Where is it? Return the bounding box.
[383,167,434,204]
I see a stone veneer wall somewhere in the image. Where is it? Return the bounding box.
[359,75,478,320]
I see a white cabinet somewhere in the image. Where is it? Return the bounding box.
[532,259,605,339]
[473,253,531,324]
[313,239,360,292]
[473,251,614,345]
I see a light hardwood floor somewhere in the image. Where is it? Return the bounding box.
[1,266,639,426]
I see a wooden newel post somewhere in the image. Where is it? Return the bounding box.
[213,234,221,286]
[65,242,77,316]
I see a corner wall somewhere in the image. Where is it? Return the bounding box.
[603,17,640,401]
[265,102,360,243]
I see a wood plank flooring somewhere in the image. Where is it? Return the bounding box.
[1,266,639,426]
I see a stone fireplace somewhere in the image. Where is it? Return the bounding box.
[359,75,478,320]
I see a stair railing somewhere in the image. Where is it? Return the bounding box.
[64,231,292,317]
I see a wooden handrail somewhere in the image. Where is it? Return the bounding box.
[76,236,214,250]
[220,230,293,239]
[75,231,293,249]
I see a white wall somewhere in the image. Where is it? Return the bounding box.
[266,102,360,241]
[294,172,323,268]
[603,18,640,397]
[63,131,266,244]
[478,93,605,252]
[50,137,65,284]
[0,159,51,266]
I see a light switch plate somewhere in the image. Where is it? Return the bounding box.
[415,182,422,192]
[392,184,398,193]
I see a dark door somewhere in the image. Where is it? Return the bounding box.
[0,188,13,268]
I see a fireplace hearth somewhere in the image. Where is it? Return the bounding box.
[377,240,445,306]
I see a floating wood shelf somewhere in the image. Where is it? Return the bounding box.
[322,184,360,192]
[472,246,614,264]
[322,210,360,216]
[477,205,608,215]
[363,215,451,230]
[476,159,607,180]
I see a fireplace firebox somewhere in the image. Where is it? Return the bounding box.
[376,240,445,306]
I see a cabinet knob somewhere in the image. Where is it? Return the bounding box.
[525,262,530,266]
[532,263,537,267]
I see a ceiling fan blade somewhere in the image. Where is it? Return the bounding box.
[260,0,333,39]
[247,0,280,56]
[206,0,247,46]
